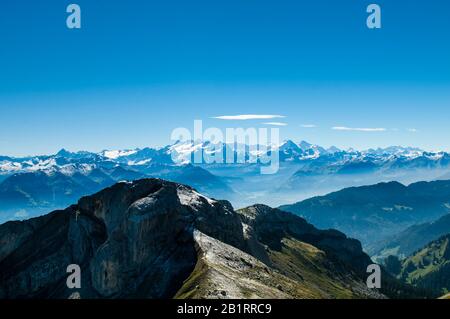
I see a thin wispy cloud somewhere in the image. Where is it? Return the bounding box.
[212,114,285,120]
[332,126,387,132]
[407,128,419,133]
[262,122,288,126]
[300,124,317,128]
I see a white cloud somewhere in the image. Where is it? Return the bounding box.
[262,122,288,126]
[332,126,387,132]
[212,114,285,120]
[407,128,418,133]
[300,124,317,128]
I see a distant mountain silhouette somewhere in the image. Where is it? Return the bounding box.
[369,213,450,261]
[280,180,450,246]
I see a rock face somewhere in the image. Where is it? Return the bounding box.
[0,178,385,299]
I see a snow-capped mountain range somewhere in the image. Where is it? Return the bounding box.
[1,140,449,224]
[0,140,448,175]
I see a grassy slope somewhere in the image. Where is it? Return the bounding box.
[175,233,382,299]
[266,237,367,298]
[400,235,450,296]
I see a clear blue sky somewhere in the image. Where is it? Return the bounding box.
[0,0,449,156]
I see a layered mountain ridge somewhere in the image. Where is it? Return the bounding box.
[369,213,450,261]
[1,140,448,175]
[0,179,389,299]
[280,180,450,246]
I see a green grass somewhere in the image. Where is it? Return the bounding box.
[174,257,209,299]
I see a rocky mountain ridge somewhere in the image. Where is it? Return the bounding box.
[0,179,388,299]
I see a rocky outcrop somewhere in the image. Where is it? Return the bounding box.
[0,178,386,299]
[0,179,244,298]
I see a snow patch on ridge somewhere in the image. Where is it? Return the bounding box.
[177,186,217,209]
[102,150,137,159]
[0,161,22,172]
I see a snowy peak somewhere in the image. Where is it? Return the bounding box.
[279,139,301,150]
[298,140,312,151]
[364,146,425,158]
